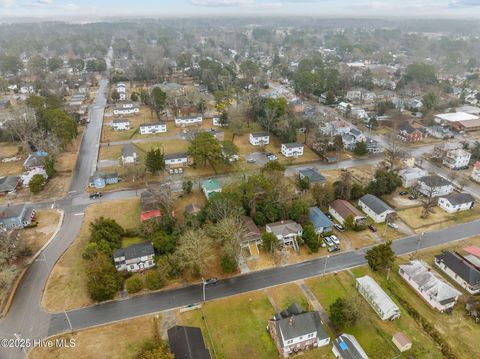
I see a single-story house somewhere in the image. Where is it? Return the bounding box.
[241,216,262,257]
[0,204,35,230]
[167,326,211,359]
[309,207,333,234]
[398,167,428,188]
[266,220,303,251]
[139,122,167,135]
[417,175,453,197]
[249,132,270,146]
[140,190,161,222]
[175,115,203,127]
[281,143,304,157]
[201,179,221,199]
[113,104,140,116]
[113,242,155,272]
[0,176,21,195]
[23,152,48,171]
[392,333,412,353]
[329,199,366,225]
[21,168,48,187]
[438,193,474,213]
[358,194,396,223]
[268,303,330,358]
[356,275,401,320]
[434,251,480,295]
[299,168,326,184]
[121,144,137,165]
[164,153,190,168]
[89,171,120,189]
[111,119,131,131]
[398,260,461,312]
[332,333,369,359]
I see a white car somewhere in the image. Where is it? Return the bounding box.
[323,236,334,247]
[330,234,340,245]
[267,154,277,161]
[387,222,399,229]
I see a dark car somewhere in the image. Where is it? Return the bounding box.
[399,191,408,196]
[325,213,333,221]
[368,224,377,232]
[89,192,103,199]
[334,224,345,232]
[204,278,218,286]
[327,245,340,253]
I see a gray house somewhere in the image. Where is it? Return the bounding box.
[358,194,396,223]
[0,204,35,230]
[113,242,155,272]
[299,168,326,184]
[0,176,21,195]
[309,207,333,233]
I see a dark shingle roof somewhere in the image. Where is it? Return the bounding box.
[299,168,326,183]
[435,251,480,287]
[359,194,394,215]
[121,144,136,157]
[251,132,269,138]
[283,142,303,149]
[113,242,154,260]
[0,176,20,193]
[168,326,211,359]
[164,153,188,160]
[419,175,451,188]
[440,192,474,206]
[0,204,26,219]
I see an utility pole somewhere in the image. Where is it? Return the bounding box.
[323,255,330,276]
[202,278,206,302]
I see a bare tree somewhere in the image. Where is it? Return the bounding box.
[384,132,405,170]
[418,185,437,219]
[146,183,174,215]
[207,216,247,265]
[177,229,214,277]
[3,106,37,153]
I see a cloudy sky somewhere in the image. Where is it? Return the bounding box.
[1,0,480,18]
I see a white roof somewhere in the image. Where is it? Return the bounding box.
[399,260,461,302]
[356,275,400,317]
[435,112,479,122]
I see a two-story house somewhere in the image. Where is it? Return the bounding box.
[121,144,138,165]
[398,123,423,143]
[113,242,155,272]
[281,143,304,158]
[417,175,453,197]
[443,148,471,170]
[249,132,270,146]
[266,220,303,251]
[164,153,191,169]
[175,115,203,127]
[111,119,131,131]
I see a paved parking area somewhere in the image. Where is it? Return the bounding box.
[245,152,270,166]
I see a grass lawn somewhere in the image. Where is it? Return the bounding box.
[397,205,480,232]
[338,229,379,251]
[177,292,279,359]
[0,159,24,176]
[135,139,190,155]
[306,271,443,359]
[42,198,140,312]
[98,145,122,161]
[171,189,207,222]
[0,142,20,157]
[121,237,145,248]
[265,283,310,310]
[102,106,153,143]
[29,316,160,359]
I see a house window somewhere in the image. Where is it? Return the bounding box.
[129,265,135,270]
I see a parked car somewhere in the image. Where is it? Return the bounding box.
[247,158,256,163]
[387,222,399,229]
[399,191,408,196]
[327,245,340,253]
[204,278,218,286]
[89,192,103,199]
[334,224,345,232]
[325,213,333,220]
[408,195,417,200]
[323,236,334,247]
[368,224,377,232]
[266,154,277,161]
[330,234,340,245]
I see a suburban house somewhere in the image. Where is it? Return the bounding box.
[341,133,357,151]
[398,167,428,188]
[167,326,211,359]
[201,179,221,199]
[309,207,333,234]
[139,122,167,135]
[121,144,137,165]
[113,242,155,272]
[113,103,140,116]
[356,275,401,320]
[281,143,304,157]
[321,119,351,136]
[471,161,480,182]
[417,175,453,197]
[442,148,471,170]
[365,138,384,154]
[332,334,369,359]
[268,303,330,358]
[392,333,412,353]
[89,171,120,189]
[299,168,326,184]
[164,153,190,168]
[140,190,161,222]
[0,204,35,230]
[0,176,21,195]
[398,260,461,312]
[175,115,203,127]
[212,116,227,127]
[21,168,48,187]
[398,123,423,143]
[23,152,48,171]
[241,216,262,257]
[358,194,396,223]
[266,220,303,251]
[438,193,474,213]
[434,251,480,295]
[111,119,131,131]
[329,199,366,225]
[249,132,270,146]
[426,125,454,139]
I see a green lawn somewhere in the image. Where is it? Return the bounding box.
[121,237,145,248]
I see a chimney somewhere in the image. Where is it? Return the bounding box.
[289,317,294,326]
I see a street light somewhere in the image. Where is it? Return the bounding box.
[201,278,206,302]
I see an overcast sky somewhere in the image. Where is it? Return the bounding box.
[2,0,480,18]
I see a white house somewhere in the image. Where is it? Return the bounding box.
[471,161,480,182]
[281,143,304,157]
[438,193,474,213]
[398,167,428,188]
[417,175,453,197]
[121,144,137,164]
[175,115,203,127]
[398,260,461,312]
[266,220,303,251]
[113,103,140,116]
[20,168,48,187]
[139,122,167,135]
[358,194,396,223]
[356,275,401,320]
[111,119,131,131]
[164,153,189,168]
[249,132,270,146]
[443,148,471,170]
[113,242,155,272]
[434,251,480,295]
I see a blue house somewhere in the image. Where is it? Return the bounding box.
[0,204,36,230]
[309,207,333,234]
[89,171,120,189]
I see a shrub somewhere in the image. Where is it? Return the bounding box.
[125,276,144,294]
[86,253,122,301]
[29,174,46,193]
[145,270,165,290]
[221,254,237,273]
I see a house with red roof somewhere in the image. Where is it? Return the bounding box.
[471,161,480,183]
